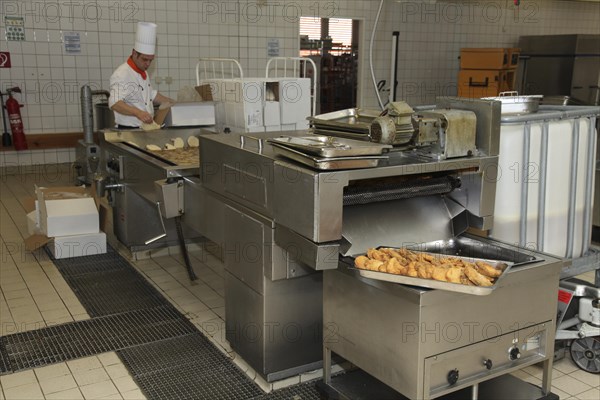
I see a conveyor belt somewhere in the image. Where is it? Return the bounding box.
[0,245,321,399]
[343,176,460,206]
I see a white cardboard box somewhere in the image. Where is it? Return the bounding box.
[279,78,311,126]
[37,190,99,237]
[49,232,107,259]
[40,197,99,237]
[26,210,39,236]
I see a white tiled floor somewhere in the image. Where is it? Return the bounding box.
[1,164,599,399]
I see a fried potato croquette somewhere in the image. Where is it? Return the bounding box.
[464,265,494,287]
[367,249,389,262]
[364,259,384,271]
[475,261,502,278]
[354,247,503,287]
[384,257,406,275]
[406,261,418,277]
[445,267,463,283]
[431,266,449,282]
[354,255,369,269]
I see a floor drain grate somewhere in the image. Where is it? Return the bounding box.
[255,381,322,400]
[0,338,10,374]
[119,335,264,400]
[49,247,169,317]
[1,306,197,372]
[1,244,322,399]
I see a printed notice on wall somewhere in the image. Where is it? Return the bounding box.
[5,16,25,41]
[64,32,81,54]
[267,38,280,57]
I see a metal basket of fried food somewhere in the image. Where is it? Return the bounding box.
[351,247,512,295]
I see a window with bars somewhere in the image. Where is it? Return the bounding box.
[300,17,353,55]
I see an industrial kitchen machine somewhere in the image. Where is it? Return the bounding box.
[196,97,564,399]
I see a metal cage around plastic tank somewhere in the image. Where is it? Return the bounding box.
[489,105,599,259]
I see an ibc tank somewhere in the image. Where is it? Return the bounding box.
[490,106,598,258]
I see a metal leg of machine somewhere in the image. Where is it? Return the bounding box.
[222,203,323,382]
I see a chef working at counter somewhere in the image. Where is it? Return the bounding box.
[109,21,175,130]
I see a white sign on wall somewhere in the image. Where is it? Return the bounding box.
[64,32,81,54]
[267,38,280,57]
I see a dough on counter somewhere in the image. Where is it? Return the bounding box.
[164,143,176,150]
[172,137,184,148]
[146,144,161,151]
[187,136,200,147]
[141,121,161,131]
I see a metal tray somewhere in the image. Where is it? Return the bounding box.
[309,108,382,134]
[271,143,387,170]
[482,92,543,114]
[268,135,392,157]
[349,249,514,296]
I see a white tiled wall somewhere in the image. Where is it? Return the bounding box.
[0,0,599,166]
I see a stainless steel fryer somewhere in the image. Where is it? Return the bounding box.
[97,128,205,251]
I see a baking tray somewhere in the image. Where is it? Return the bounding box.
[312,126,416,146]
[348,248,515,295]
[482,93,543,115]
[271,143,387,170]
[309,108,382,134]
[268,135,392,157]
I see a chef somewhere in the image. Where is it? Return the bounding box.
[109,21,174,129]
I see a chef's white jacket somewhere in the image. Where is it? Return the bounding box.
[109,61,157,127]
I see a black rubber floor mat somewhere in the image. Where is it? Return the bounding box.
[1,306,196,372]
[119,335,264,400]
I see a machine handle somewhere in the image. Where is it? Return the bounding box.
[240,135,263,151]
[468,77,489,87]
[144,201,168,245]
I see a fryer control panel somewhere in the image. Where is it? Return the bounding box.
[425,322,549,397]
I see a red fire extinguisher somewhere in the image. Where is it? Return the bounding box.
[6,87,27,150]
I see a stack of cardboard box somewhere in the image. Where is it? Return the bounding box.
[198,78,311,133]
[458,48,520,98]
[24,186,107,259]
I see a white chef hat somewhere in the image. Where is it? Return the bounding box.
[134,22,157,55]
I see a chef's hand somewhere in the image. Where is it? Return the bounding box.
[136,110,154,124]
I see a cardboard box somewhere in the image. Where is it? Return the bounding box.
[39,197,99,237]
[279,78,311,126]
[48,232,107,259]
[195,84,214,101]
[264,101,281,126]
[154,102,173,125]
[26,210,39,236]
[165,102,216,127]
[460,48,509,70]
[24,186,101,252]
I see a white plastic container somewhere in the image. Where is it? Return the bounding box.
[490,107,598,258]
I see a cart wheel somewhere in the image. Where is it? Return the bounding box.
[570,337,600,374]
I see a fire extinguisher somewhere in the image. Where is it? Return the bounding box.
[6,87,27,150]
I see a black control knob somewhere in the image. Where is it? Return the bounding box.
[483,359,493,370]
[447,369,459,385]
[509,346,521,361]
